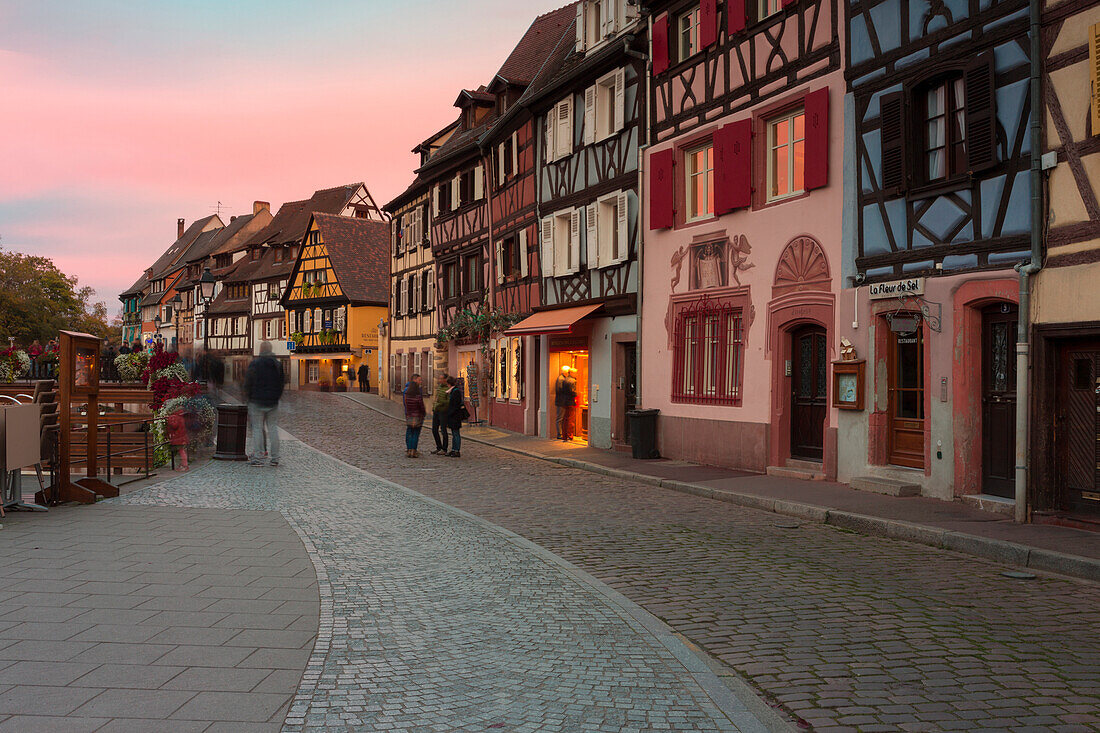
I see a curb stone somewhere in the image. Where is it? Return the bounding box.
[338,392,1100,584]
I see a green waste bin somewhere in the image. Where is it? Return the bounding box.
[627,408,661,459]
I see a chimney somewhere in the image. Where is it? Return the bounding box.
[177,218,185,238]
[253,201,270,215]
[230,215,237,222]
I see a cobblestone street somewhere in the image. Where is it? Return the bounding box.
[276,391,1100,732]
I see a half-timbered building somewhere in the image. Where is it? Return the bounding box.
[281,214,389,390]
[641,0,845,474]
[175,204,271,361]
[500,0,645,450]
[477,3,577,436]
[837,0,1034,502]
[1028,2,1100,520]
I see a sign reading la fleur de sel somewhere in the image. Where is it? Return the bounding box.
[867,277,924,300]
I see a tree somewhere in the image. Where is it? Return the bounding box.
[0,244,116,344]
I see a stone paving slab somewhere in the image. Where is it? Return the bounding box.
[0,505,315,731]
[283,390,1100,732]
[115,436,765,732]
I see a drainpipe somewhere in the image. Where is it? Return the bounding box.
[1012,0,1043,523]
[632,13,653,406]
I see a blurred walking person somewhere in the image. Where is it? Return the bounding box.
[403,373,426,458]
[430,372,449,455]
[244,341,284,467]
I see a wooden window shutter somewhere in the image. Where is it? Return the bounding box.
[545,112,555,162]
[714,119,752,213]
[519,229,529,278]
[879,90,907,194]
[569,209,582,273]
[474,164,484,199]
[616,191,630,263]
[604,0,618,36]
[652,15,670,75]
[1091,23,1100,132]
[511,131,519,174]
[624,0,639,23]
[649,147,676,229]
[540,217,555,277]
[495,240,504,284]
[728,0,747,33]
[562,97,574,156]
[964,55,998,173]
[700,0,718,48]
[432,187,439,216]
[782,0,797,7]
[804,88,829,190]
[584,86,597,145]
[586,203,599,269]
[421,204,430,247]
[453,174,462,210]
[614,68,625,132]
[576,2,586,52]
[498,144,506,185]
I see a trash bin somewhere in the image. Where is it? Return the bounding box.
[627,408,661,460]
[213,404,248,461]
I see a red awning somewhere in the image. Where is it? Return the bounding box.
[505,304,602,336]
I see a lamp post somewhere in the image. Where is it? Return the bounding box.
[153,314,162,347]
[198,268,217,374]
[169,293,183,353]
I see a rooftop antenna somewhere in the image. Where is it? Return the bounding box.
[210,201,226,217]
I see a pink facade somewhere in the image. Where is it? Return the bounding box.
[642,64,844,473]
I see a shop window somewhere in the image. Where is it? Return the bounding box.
[672,300,744,405]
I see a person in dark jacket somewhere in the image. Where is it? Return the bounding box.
[403,373,426,458]
[554,365,578,441]
[243,341,285,466]
[445,375,467,457]
[357,363,370,392]
[118,343,131,355]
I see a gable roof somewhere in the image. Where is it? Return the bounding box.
[144,215,223,281]
[242,183,377,249]
[417,3,578,177]
[310,213,390,306]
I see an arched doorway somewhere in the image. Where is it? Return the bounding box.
[790,324,828,460]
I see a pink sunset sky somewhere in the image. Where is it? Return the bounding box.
[0,0,562,315]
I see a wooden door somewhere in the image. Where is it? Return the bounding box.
[617,342,638,443]
[790,325,827,460]
[888,318,924,468]
[981,305,1017,498]
[1056,342,1100,513]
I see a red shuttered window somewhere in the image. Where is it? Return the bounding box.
[714,119,753,213]
[672,299,745,405]
[649,148,676,229]
[804,88,829,190]
[700,0,718,48]
[728,0,747,33]
[653,15,670,74]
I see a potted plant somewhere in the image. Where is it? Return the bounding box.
[335,376,348,392]
[290,331,304,348]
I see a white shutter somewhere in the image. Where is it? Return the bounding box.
[511,131,519,174]
[451,174,460,210]
[540,217,554,277]
[474,164,484,199]
[495,240,504,285]
[584,86,596,145]
[586,203,599,270]
[576,2,586,52]
[562,98,573,156]
[616,192,630,263]
[497,144,505,185]
[569,209,581,274]
[415,275,422,313]
[614,68,625,133]
[519,229,529,278]
[432,185,439,216]
[401,277,408,316]
[545,112,555,162]
[415,207,423,246]
[603,0,616,36]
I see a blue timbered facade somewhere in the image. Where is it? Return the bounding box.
[839,0,1033,502]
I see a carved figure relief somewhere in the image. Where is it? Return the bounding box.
[728,234,754,286]
[669,245,689,292]
[693,242,727,289]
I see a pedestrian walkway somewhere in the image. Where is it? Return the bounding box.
[112,435,767,731]
[341,391,1100,582]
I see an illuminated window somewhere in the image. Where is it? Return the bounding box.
[767,108,806,201]
[685,142,714,221]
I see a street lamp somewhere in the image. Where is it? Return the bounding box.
[153,314,163,347]
[169,293,183,352]
[198,267,217,379]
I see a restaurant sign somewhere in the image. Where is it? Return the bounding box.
[867,277,924,300]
